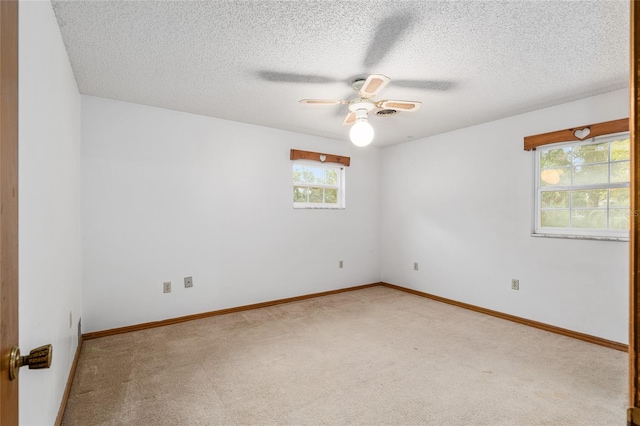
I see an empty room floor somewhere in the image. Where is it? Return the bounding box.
[62,286,627,425]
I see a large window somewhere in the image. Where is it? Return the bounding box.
[534,132,630,240]
[293,162,345,209]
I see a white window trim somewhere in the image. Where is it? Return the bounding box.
[532,132,630,241]
[293,160,346,210]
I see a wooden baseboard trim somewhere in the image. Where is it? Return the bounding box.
[55,335,84,426]
[83,283,381,340]
[82,281,626,352]
[381,282,628,352]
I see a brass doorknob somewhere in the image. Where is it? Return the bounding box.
[9,344,52,381]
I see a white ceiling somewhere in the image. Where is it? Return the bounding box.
[50,0,629,147]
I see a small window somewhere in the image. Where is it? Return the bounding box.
[293,162,345,209]
[534,132,630,240]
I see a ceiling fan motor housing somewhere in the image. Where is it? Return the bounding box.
[348,99,375,115]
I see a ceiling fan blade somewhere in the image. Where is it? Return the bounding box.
[299,99,348,105]
[359,74,390,98]
[377,100,422,112]
[363,11,416,69]
[258,71,339,84]
[343,112,356,125]
[392,80,456,91]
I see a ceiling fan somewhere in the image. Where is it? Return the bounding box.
[299,74,421,147]
[258,12,453,146]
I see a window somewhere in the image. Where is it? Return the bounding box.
[534,132,630,239]
[293,162,345,209]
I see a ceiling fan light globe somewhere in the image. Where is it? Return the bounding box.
[350,120,374,147]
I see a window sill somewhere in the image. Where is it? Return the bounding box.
[293,206,345,210]
[531,233,628,242]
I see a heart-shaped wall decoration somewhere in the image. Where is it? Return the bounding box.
[319,155,327,162]
[574,128,591,140]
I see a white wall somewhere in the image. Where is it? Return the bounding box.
[18,1,82,425]
[81,96,381,333]
[83,90,629,343]
[381,89,629,344]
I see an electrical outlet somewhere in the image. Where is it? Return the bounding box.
[511,279,519,290]
[184,276,193,288]
[163,281,172,293]
[414,262,419,271]
[339,260,343,269]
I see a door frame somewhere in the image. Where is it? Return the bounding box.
[0,0,20,424]
[631,1,640,424]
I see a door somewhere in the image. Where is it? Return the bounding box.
[0,0,19,423]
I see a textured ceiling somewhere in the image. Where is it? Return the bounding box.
[50,0,629,147]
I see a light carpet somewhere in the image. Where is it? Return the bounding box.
[61,286,627,425]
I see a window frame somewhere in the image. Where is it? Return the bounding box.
[533,131,630,241]
[292,160,346,209]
